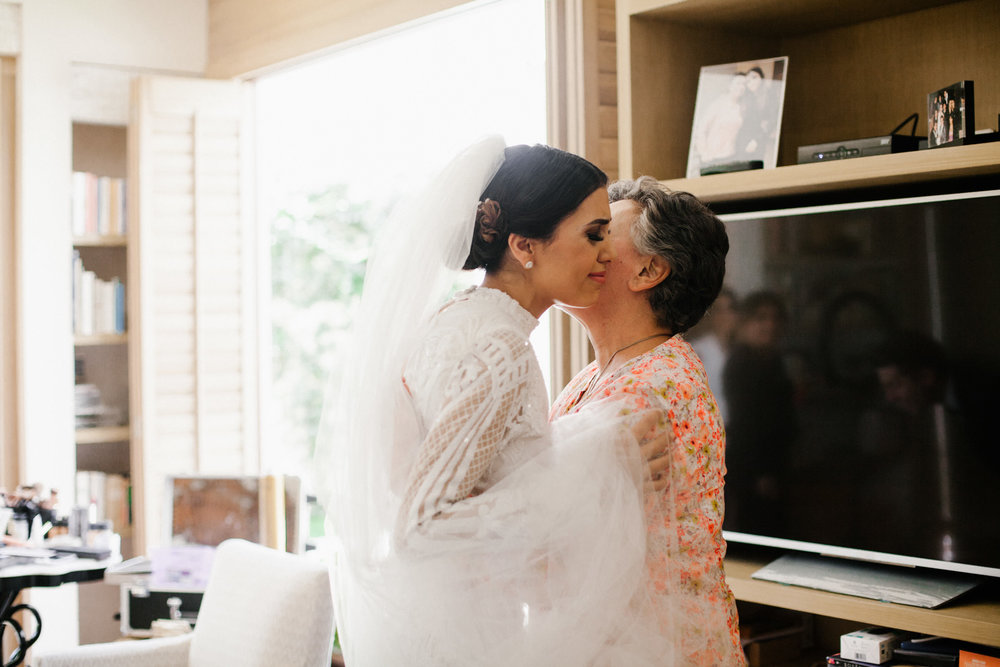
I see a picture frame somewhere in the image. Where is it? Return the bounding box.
[927,81,974,148]
[686,56,789,178]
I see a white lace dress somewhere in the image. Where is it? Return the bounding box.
[333,286,677,666]
[396,286,549,543]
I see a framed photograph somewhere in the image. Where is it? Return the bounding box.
[686,56,788,178]
[927,81,974,148]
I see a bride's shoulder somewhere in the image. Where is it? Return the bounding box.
[435,288,534,337]
[420,297,528,364]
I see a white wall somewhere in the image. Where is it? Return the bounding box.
[17,0,206,652]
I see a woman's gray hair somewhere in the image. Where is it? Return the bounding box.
[608,176,729,333]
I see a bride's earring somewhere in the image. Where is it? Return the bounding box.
[525,261,534,269]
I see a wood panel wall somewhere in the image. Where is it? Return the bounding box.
[1,57,18,490]
[596,0,618,180]
[207,0,474,78]
[549,0,620,394]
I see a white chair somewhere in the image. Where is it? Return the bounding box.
[33,539,335,667]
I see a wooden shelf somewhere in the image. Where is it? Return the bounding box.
[75,425,130,444]
[72,234,127,247]
[75,332,127,346]
[725,555,1000,648]
[662,142,1000,205]
[618,0,1000,184]
[626,0,971,36]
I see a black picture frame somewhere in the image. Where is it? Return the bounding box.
[926,81,974,148]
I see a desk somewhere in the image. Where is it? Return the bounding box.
[1,555,111,667]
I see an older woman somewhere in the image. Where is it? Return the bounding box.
[551,176,746,666]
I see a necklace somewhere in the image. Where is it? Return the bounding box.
[578,332,672,402]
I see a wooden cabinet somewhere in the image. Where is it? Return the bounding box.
[615,0,1000,657]
[726,554,1000,648]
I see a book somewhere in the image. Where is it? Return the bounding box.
[70,171,126,238]
[114,277,126,333]
[828,653,947,667]
[71,172,89,236]
[892,648,959,666]
[97,175,111,235]
[960,650,1000,667]
[75,470,131,531]
[71,253,126,335]
[894,637,1000,667]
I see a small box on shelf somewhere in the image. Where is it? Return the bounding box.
[840,627,906,664]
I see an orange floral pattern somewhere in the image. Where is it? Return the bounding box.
[551,335,746,666]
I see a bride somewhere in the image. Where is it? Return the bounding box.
[317,137,679,666]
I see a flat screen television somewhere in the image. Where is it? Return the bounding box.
[690,189,1000,581]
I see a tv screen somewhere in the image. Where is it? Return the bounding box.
[691,190,1000,578]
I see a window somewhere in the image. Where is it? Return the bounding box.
[256,0,547,482]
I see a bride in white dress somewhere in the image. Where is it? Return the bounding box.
[317,137,679,666]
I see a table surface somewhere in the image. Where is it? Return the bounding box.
[0,552,113,591]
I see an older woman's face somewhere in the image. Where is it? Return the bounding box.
[605,199,645,284]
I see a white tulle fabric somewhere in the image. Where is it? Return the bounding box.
[316,137,676,666]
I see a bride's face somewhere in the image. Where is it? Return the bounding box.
[530,187,614,309]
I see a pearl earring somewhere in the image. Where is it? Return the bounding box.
[525,261,534,269]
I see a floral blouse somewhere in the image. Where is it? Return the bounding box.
[551,335,746,666]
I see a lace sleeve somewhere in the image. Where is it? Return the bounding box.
[396,328,534,546]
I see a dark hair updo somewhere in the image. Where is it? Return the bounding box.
[463,144,608,272]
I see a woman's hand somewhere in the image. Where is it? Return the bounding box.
[630,411,671,493]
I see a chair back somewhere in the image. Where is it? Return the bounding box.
[188,539,334,667]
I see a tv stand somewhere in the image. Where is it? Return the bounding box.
[724,553,1000,648]
[751,553,981,609]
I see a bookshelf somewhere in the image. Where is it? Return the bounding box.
[616,0,1000,659]
[71,123,133,538]
[71,120,134,646]
[617,0,1000,186]
[74,425,129,446]
[661,142,1000,208]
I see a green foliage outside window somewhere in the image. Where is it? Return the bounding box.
[270,183,391,461]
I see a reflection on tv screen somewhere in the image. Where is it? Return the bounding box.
[689,192,1000,576]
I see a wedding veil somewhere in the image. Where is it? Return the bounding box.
[316,135,505,555]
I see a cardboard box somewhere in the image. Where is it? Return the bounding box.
[840,628,905,664]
